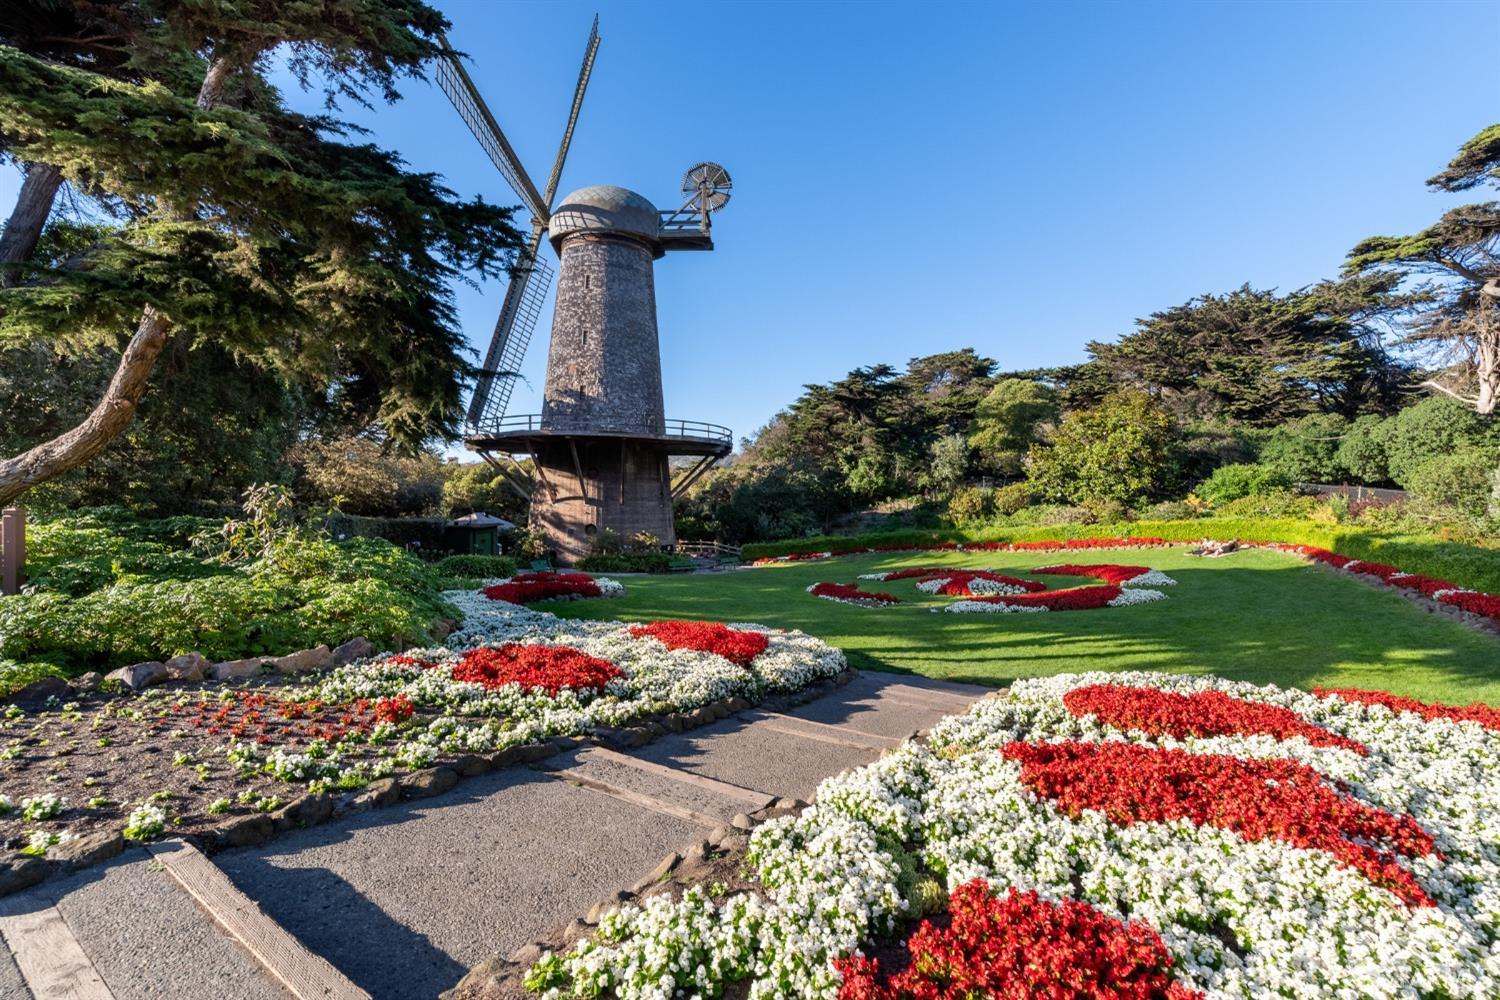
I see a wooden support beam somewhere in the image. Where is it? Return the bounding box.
[567,439,589,505]
[670,456,718,500]
[0,902,115,1000]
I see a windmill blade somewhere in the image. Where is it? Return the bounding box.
[541,15,600,207]
[434,35,550,224]
[466,223,555,430]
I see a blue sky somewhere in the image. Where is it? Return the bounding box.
[6,0,1498,455]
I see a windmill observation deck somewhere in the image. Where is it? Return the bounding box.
[466,414,733,457]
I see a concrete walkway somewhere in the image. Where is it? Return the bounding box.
[0,671,988,1000]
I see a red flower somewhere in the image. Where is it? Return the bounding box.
[628,620,769,666]
[373,694,415,724]
[451,644,623,696]
[810,582,901,604]
[835,880,1202,1000]
[1063,684,1367,754]
[968,584,1124,610]
[1436,589,1500,622]
[483,571,603,605]
[1315,687,1500,733]
[1002,741,1436,906]
[1033,564,1152,586]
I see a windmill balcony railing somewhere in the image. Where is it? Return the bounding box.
[466,413,733,446]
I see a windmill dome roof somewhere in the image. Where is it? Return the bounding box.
[548,185,659,248]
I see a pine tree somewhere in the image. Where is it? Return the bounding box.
[0,1,524,505]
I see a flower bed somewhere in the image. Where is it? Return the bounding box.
[807,582,902,608]
[755,537,1169,564]
[942,564,1174,615]
[1276,544,1500,627]
[524,671,1500,999]
[481,571,624,605]
[0,591,844,866]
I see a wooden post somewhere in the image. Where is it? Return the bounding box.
[2,506,24,595]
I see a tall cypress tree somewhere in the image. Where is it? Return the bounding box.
[0,1,523,504]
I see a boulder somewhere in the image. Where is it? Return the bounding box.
[272,644,331,674]
[330,636,376,666]
[163,652,209,682]
[210,657,268,681]
[214,813,273,848]
[69,672,103,692]
[51,830,124,869]
[13,676,69,703]
[400,766,459,799]
[105,661,168,692]
[0,857,47,896]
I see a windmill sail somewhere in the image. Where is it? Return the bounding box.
[467,224,553,430]
[436,20,600,432]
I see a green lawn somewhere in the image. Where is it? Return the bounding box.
[549,547,1500,705]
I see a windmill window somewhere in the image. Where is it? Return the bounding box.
[584,523,597,536]
[584,274,591,289]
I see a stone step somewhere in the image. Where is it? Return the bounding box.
[212,766,704,1000]
[148,840,368,1000]
[550,746,776,824]
[0,851,291,1000]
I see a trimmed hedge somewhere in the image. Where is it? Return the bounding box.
[433,554,518,579]
[742,520,1500,595]
[577,551,675,574]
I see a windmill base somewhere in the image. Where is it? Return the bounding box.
[528,437,678,565]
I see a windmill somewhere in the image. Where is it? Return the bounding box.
[435,18,734,563]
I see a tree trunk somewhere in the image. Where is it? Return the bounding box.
[0,162,64,287]
[0,54,241,505]
[1478,279,1500,416]
[0,307,172,505]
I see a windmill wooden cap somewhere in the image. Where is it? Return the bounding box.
[549,185,659,249]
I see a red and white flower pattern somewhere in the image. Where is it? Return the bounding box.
[534,671,1500,999]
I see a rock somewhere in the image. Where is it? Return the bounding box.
[684,839,711,862]
[272,645,332,674]
[215,813,274,848]
[708,701,732,720]
[486,746,523,769]
[341,777,401,813]
[401,766,458,799]
[450,956,510,994]
[730,812,754,831]
[662,713,685,733]
[331,636,376,666]
[433,618,459,641]
[69,672,103,692]
[211,658,267,681]
[644,720,669,738]
[453,754,491,777]
[273,794,333,831]
[105,661,168,691]
[518,742,557,763]
[708,825,731,847]
[725,696,752,713]
[632,852,680,893]
[508,943,544,966]
[718,833,749,853]
[686,707,714,728]
[51,830,124,869]
[163,652,209,682]
[13,676,69,702]
[0,857,47,896]
[550,736,580,752]
[774,797,807,811]
[563,918,592,943]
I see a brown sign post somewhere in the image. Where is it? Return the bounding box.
[2,506,24,596]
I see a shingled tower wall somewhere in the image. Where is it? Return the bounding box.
[528,186,679,563]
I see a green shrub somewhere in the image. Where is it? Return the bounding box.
[1008,504,1096,526]
[577,552,675,574]
[1196,463,1293,505]
[946,487,992,525]
[1212,490,1319,519]
[1257,414,1348,482]
[991,481,1033,516]
[324,512,451,554]
[434,554,518,579]
[1026,391,1173,506]
[1381,397,1500,486]
[1335,415,1389,484]
[1406,449,1499,523]
[1142,500,1198,522]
